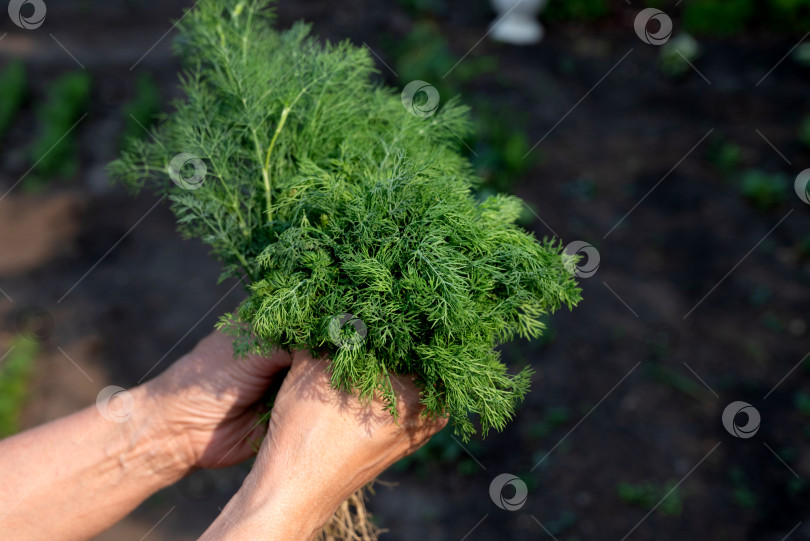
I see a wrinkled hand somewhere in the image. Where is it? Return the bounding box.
[146,330,292,471]
[200,350,448,540]
[260,351,448,501]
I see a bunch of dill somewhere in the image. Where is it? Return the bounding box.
[109,0,581,440]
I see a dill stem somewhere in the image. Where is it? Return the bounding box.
[263,105,290,222]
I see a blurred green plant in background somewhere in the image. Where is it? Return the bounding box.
[617,479,684,516]
[739,169,789,211]
[393,425,485,476]
[544,0,609,21]
[472,106,538,194]
[0,336,38,438]
[0,61,28,140]
[794,391,810,416]
[704,137,794,214]
[682,0,754,36]
[649,363,706,399]
[27,71,91,188]
[682,0,810,35]
[395,0,447,17]
[388,21,496,99]
[385,21,539,195]
[794,43,810,67]
[119,73,162,149]
[527,406,570,439]
[768,0,810,32]
[796,235,810,262]
[706,136,743,178]
[729,468,758,508]
[657,34,700,78]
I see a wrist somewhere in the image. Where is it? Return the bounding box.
[200,471,327,541]
[222,447,343,539]
[120,384,194,487]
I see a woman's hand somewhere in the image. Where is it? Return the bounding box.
[145,330,293,472]
[201,350,448,540]
[0,328,290,541]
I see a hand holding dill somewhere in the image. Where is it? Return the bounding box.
[108,0,581,538]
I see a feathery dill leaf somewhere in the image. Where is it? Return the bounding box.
[109,0,581,440]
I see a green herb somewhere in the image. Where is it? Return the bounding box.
[109,0,581,440]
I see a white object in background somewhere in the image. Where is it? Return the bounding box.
[489,0,548,45]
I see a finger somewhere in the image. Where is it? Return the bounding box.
[209,330,293,380]
[238,347,294,378]
[205,316,295,378]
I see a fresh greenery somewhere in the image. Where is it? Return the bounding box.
[110,0,580,440]
[28,71,91,184]
[120,73,162,149]
[0,336,38,438]
[739,169,789,211]
[0,60,27,140]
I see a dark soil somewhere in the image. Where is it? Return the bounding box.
[1,1,809,540]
